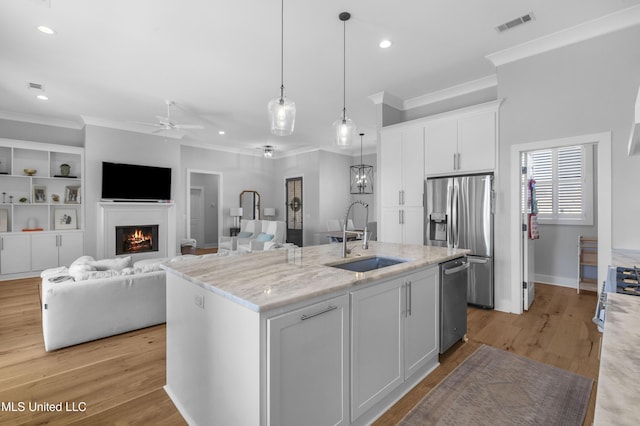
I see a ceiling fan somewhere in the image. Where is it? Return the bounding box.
[131,100,204,133]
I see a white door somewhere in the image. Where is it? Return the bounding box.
[58,232,84,267]
[31,233,59,271]
[522,152,535,311]
[190,187,204,249]
[1,234,31,274]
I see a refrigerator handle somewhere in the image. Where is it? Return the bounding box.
[452,182,459,248]
[447,183,453,247]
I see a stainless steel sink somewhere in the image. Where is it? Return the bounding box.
[328,256,408,272]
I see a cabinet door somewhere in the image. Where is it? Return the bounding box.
[402,207,424,246]
[351,278,403,422]
[402,125,425,206]
[268,294,349,426]
[458,110,496,173]
[404,267,439,378]
[1,234,31,274]
[58,232,84,267]
[31,233,59,271]
[425,118,458,176]
[379,207,403,244]
[380,128,403,207]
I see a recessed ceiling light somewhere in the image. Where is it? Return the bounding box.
[37,26,56,35]
[218,130,225,135]
[37,94,49,101]
[379,39,392,49]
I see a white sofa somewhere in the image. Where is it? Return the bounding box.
[40,255,171,351]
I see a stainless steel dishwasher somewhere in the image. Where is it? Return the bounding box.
[440,257,469,354]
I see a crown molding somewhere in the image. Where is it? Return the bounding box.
[81,115,184,139]
[0,109,83,129]
[369,75,497,112]
[486,4,640,67]
[368,91,404,110]
[403,74,497,110]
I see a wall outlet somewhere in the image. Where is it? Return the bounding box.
[194,294,204,309]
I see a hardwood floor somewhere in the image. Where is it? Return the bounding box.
[0,279,599,425]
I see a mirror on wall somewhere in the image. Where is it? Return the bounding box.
[239,190,261,220]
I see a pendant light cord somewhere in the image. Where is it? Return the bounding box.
[280,0,284,99]
[342,18,346,121]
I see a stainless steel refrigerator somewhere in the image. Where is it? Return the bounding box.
[425,174,494,308]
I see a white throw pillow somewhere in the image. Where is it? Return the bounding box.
[89,256,132,271]
[70,255,96,267]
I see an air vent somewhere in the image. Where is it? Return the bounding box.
[28,82,44,91]
[496,12,535,33]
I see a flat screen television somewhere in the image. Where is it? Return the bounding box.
[101,161,171,201]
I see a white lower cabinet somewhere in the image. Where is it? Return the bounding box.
[0,234,31,275]
[351,277,404,421]
[350,266,439,422]
[268,294,349,426]
[31,231,84,271]
[403,267,439,378]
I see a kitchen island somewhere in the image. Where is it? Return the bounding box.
[162,241,467,426]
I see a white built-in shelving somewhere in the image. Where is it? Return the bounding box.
[0,138,84,278]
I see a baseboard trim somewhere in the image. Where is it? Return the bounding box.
[534,274,577,289]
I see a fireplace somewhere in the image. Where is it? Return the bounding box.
[115,225,159,255]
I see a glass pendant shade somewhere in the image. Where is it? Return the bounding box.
[333,115,356,147]
[350,164,374,194]
[268,95,295,136]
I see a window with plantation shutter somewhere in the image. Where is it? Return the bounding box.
[529,144,594,225]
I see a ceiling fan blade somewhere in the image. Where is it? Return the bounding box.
[174,124,204,130]
[129,121,162,128]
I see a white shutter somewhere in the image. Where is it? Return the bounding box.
[529,144,591,225]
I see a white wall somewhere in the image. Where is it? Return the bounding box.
[496,25,640,311]
[0,118,84,147]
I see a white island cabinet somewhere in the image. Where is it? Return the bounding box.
[163,242,466,426]
[268,294,349,426]
[351,266,438,422]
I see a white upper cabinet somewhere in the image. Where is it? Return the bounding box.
[424,100,501,177]
[379,124,424,244]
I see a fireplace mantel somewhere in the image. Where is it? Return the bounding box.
[98,202,176,260]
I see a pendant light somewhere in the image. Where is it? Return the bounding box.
[268,0,296,136]
[333,12,356,148]
[350,133,373,194]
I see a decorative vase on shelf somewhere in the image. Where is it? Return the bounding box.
[60,164,70,177]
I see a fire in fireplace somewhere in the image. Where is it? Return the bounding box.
[116,225,159,255]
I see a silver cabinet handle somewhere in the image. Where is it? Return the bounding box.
[401,190,405,205]
[457,153,461,170]
[407,281,412,316]
[399,190,402,205]
[301,305,337,321]
[468,257,488,264]
[1,237,3,251]
[453,153,456,170]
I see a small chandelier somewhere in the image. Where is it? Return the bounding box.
[333,12,356,148]
[263,145,275,158]
[350,133,373,194]
[268,0,296,136]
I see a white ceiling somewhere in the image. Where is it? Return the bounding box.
[1,0,639,156]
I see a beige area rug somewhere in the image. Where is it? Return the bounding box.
[399,345,593,426]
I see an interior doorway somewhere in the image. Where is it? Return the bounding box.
[187,169,222,249]
[510,132,611,314]
[285,177,303,246]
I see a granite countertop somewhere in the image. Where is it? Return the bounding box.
[161,241,468,313]
[611,248,640,267]
[594,292,640,425]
